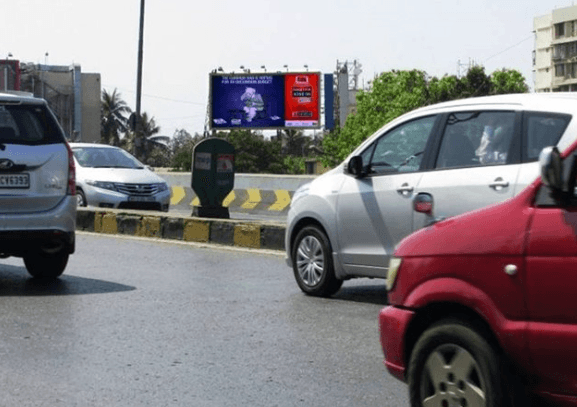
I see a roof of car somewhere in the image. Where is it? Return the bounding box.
[69,143,120,149]
[0,91,45,104]
[416,93,577,113]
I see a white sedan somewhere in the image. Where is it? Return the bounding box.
[70,143,170,212]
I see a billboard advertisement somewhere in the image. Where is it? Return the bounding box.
[210,72,320,130]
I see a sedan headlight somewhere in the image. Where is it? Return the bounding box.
[386,257,403,291]
[291,185,310,205]
[86,180,117,191]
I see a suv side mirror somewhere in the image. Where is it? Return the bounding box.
[540,146,563,190]
[346,156,365,178]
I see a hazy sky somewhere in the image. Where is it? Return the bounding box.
[0,0,569,138]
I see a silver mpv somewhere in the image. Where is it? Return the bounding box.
[0,92,76,279]
[286,94,577,296]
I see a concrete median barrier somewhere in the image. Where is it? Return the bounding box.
[158,171,315,216]
[77,208,286,251]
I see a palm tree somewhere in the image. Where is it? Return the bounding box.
[120,112,160,161]
[101,89,131,146]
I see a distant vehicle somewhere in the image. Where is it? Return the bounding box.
[70,143,170,212]
[0,92,76,279]
[379,143,577,407]
[285,93,576,296]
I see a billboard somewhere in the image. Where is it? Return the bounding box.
[210,72,320,130]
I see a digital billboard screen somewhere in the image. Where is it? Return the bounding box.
[210,72,320,130]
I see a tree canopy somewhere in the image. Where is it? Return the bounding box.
[321,67,529,167]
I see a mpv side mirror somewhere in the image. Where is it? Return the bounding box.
[540,146,563,190]
[414,193,445,226]
[414,193,433,215]
[347,156,365,178]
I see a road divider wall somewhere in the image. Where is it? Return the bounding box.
[158,172,316,216]
[77,208,287,251]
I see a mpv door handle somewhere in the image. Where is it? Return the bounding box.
[489,177,509,190]
[397,183,414,196]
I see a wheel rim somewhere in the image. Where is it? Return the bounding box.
[420,344,487,407]
[295,235,324,287]
[77,192,85,207]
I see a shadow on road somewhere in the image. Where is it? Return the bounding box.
[0,264,136,297]
[331,283,388,306]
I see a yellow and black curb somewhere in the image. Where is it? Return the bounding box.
[76,208,286,251]
[169,186,292,214]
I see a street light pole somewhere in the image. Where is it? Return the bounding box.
[135,0,145,159]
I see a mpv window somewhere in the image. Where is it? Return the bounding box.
[524,113,570,161]
[436,111,516,169]
[0,104,63,144]
[367,116,436,174]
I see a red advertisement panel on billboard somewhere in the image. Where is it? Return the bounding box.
[284,73,319,127]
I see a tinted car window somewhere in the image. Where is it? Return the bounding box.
[0,104,64,144]
[369,115,436,174]
[525,113,571,161]
[436,111,516,169]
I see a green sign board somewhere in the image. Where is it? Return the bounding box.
[191,138,235,218]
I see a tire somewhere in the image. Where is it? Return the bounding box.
[24,250,69,280]
[408,321,503,407]
[292,225,343,297]
[77,189,87,207]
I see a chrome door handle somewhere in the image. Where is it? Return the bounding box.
[397,183,414,195]
[489,177,509,190]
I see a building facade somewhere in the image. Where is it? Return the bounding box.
[535,5,577,92]
[0,60,101,142]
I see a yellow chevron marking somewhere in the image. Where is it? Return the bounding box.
[269,190,291,211]
[241,188,261,209]
[170,186,186,205]
[191,196,200,207]
[222,191,235,207]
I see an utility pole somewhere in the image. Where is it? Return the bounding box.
[135,0,145,159]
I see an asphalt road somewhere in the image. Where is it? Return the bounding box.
[0,233,408,407]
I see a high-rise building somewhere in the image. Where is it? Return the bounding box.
[534,5,577,92]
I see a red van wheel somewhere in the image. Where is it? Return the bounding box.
[408,321,503,407]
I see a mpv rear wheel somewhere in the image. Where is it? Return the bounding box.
[292,225,342,297]
[24,250,69,280]
[408,321,502,407]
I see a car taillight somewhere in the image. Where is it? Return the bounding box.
[65,142,76,196]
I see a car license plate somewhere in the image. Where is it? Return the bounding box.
[128,195,155,202]
[0,173,29,188]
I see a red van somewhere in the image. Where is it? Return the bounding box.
[379,140,577,407]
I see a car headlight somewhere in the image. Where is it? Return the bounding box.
[291,185,310,205]
[155,182,168,192]
[86,180,117,191]
[386,257,402,291]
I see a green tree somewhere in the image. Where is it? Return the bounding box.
[120,112,160,161]
[490,69,529,94]
[221,129,284,173]
[321,67,528,167]
[169,129,203,171]
[101,89,131,146]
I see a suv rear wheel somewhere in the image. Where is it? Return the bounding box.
[24,250,69,280]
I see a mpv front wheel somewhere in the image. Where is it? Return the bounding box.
[408,321,503,407]
[292,225,342,297]
[24,250,69,279]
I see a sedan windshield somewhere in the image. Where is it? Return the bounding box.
[72,147,144,169]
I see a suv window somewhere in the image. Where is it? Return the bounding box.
[0,104,64,145]
[436,111,516,169]
[367,115,437,174]
[524,113,570,161]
